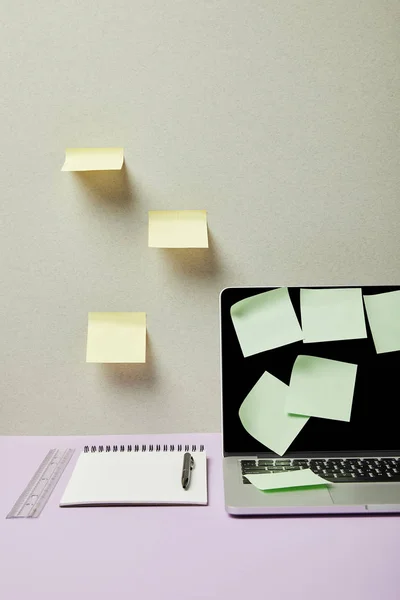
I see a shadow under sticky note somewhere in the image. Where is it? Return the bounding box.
[62,148,124,171]
[161,232,221,279]
[300,287,367,343]
[239,371,308,456]
[245,469,329,491]
[103,335,156,389]
[231,287,303,357]
[364,290,400,354]
[86,312,146,363]
[287,355,357,422]
[75,163,134,206]
[148,210,208,248]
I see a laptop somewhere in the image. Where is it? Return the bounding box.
[220,286,400,515]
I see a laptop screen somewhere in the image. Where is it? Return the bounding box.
[221,286,400,456]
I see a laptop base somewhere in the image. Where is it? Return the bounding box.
[224,457,400,515]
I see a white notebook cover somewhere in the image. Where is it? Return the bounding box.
[60,450,208,506]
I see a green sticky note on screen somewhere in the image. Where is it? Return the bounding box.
[364,291,400,354]
[231,288,303,357]
[287,355,357,422]
[245,469,329,491]
[239,371,309,456]
[300,287,367,343]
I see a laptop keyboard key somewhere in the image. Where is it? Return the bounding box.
[242,468,268,474]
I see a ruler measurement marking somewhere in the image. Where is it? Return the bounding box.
[7,448,75,519]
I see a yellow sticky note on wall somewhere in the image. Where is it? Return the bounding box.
[86,312,146,363]
[148,210,208,248]
[62,148,124,171]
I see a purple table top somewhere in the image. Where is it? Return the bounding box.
[1,433,400,600]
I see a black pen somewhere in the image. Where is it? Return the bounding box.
[181,452,194,490]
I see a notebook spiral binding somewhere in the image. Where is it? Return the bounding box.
[84,443,205,453]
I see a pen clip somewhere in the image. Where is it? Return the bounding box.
[181,452,195,490]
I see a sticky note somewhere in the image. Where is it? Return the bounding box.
[231,288,303,357]
[245,469,329,491]
[148,210,208,248]
[287,355,357,422]
[86,312,146,363]
[364,291,400,354]
[239,371,309,456]
[300,287,367,343]
[62,148,124,171]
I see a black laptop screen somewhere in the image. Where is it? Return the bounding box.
[221,286,400,456]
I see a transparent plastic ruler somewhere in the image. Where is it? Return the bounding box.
[7,448,75,519]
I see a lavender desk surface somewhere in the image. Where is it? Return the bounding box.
[1,433,400,600]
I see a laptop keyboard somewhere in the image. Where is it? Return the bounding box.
[241,458,400,484]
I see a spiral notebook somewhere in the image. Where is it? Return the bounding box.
[60,443,208,506]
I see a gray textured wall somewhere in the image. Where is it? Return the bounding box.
[1,1,399,434]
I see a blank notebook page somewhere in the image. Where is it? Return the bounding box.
[59,451,208,506]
